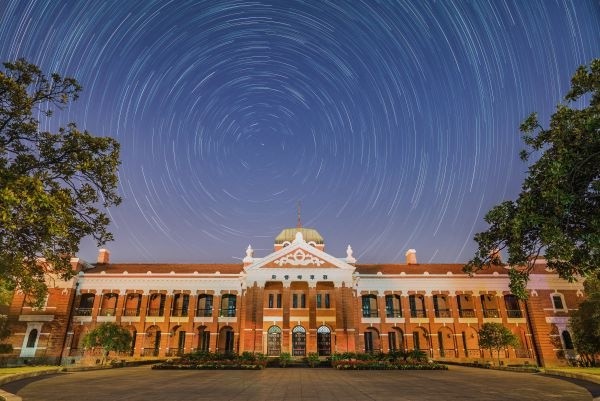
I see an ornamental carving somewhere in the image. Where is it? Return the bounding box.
[274,250,325,267]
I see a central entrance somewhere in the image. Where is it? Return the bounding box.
[317,325,331,356]
[292,326,306,356]
[267,326,282,356]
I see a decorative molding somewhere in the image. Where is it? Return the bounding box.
[274,250,326,267]
[18,315,54,322]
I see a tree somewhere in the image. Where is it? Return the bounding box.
[478,322,519,366]
[0,59,121,306]
[465,59,600,298]
[82,322,132,364]
[569,273,600,366]
[0,315,12,354]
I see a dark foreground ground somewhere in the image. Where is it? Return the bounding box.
[3,365,599,401]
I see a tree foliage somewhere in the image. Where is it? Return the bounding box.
[0,59,121,305]
[478,322,519,366]
[83,322,132,363]
[465,59,600,298]
[0,314,12,354]
[569,273,600,366]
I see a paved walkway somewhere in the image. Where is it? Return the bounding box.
[2,365,598,401]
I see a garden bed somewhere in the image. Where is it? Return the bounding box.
[333,361,447,370]
[152,363,262,370]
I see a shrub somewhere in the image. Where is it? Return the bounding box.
[307,352,320,367]
[279,352,291,367]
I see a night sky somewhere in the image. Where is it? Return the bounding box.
[1,1,599,264]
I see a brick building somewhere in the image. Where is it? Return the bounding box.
[6,227,583,367]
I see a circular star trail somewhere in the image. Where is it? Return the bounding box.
[1,1,599,263]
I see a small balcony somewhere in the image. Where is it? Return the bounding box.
[410,309,426,318]
[362,309,379,318]
[196,308,213,317]
[165,349,185,357]
[147,308,164,317]
[459,309,476,318]
[141,348,159,357]
[219,308,236,317]
[98,308,116,316]
[483,309,500,318]
[385,309,402,318]
[75,307,92,316]
[170,308,188,317]
[506,309,523,318]
[123,308,140,317]
[435,308,452,318]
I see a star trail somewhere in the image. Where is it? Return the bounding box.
[1,1,599,264]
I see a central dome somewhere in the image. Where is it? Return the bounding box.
[275,227,324,245]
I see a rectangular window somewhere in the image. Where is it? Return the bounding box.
[268,294,274,308]
[277,294,282,308]
[552,295,564,310]
[413,331,420,350]
[324,293,330,309]
[178,331,186,350]
[292,294,298,309]
[316,294,322,308]
[301,294,306,308]
[364,331,373,353]
[388,331,397,351]
[181,295,189,316]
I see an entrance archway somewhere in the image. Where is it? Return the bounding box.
[267,326,282,356]
[218,326,234,354]
[317,325,331,356]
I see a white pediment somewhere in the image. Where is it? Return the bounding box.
[245,232,355,272]
[274,249,326,267]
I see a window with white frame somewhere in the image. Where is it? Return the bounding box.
[551,293,566,311]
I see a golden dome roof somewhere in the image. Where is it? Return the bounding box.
[274,228,324,244]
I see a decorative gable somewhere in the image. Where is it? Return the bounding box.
[274,249,326,267]
[244,231,356,272]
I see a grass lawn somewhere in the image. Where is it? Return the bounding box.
[0,366,61,376]
[547,367,600,376]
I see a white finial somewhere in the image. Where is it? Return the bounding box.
[346,245,356,263]
[294,231,304,243]
[243,245,254,264]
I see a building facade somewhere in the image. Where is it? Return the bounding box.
[6,227,584,367]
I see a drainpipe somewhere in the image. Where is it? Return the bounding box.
[524,298,542,367]
[58,280,79,366]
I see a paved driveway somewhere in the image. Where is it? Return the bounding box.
[2,365,598,401]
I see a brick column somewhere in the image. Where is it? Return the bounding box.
[307,285,317,353]
[282,285,291,353]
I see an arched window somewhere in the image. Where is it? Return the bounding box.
[267,326,282,356]
[197,326,210,352]
[197,295,213,317]
[504,294,522,318]
[562,330,574,350]
[172,293,190,317]
[99,293,118,316]
[409,294,426,318]
[317,325,331,356]
[26,329,38,348]
[433,295,451,318]
[385,295,402,318]
[362,295,378,317]
[364,327,379,353]
[76,294,95,316]
[292,326,306,356]
[221,295,237,317]
[148,294,166,316]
